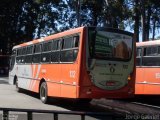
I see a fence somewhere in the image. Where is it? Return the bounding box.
[0,107,121,120]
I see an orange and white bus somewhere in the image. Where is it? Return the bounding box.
[136,40,160,95]
[9,26,135,103]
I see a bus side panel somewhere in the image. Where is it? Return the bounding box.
[29,64,41,92]
[143,84,160,94]
[48,82,61,97]
[138,67,160,95]
[38,64,61,97]
[135,67,145,94]
[61,84,77,98]
[18,64,33,90]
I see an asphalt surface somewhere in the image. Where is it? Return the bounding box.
[0,77,123,120]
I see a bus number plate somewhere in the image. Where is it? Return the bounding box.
[70,71,76,78]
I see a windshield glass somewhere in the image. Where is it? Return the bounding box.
[89,29,133,60]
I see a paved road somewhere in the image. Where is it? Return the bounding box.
[0,77,120,120]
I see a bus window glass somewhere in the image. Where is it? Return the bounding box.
[63,37,73,49]
[158,46,160,55]
[34,44,42,53]
[146,46,158,56]
[136,48,142,57]
[89,30,133,60]
[146,47,151,56]
[52,40,60,50]
[26,46,33,54]
[151,46,157,55]
[51,52,59,62]
[12,50,16,55]
[43,42,52,52]
[73,36,79,47]
[33,44,41,63]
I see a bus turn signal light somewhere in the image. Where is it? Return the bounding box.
[128,75,131,81]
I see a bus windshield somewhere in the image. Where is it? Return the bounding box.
[88,29,133,61]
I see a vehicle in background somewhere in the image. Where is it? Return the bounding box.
[136,40,160,95]
[9,26,135,103]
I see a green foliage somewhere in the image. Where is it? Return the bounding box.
[1,0,160,54]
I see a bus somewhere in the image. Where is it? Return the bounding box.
[0,55,9,76]
[136,40,160,95]
[9,26,135,103]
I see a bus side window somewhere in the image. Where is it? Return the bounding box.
[158,46,160,55]
[41,42,52,63]
[33,44,42,63]
[136,48,142,66]
[51,40,60,63]
[143,46,158,66]
[73,36,79,48]
[21,47,26,63]
[60,35,79,62]
[136,48,142,57]
[60,37,74,62]
[25,46,33,64]
[73,36,79,61]
[143,47,146,56]
[16,48,24,64]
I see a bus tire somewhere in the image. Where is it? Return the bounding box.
[40,82,49,104]
[15,77,22,92]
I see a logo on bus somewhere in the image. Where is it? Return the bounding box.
[110,67,115,73]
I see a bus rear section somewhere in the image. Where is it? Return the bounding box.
[78,27,135,99]
[136,41,160,95]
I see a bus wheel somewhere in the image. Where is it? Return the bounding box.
[15,77,22,92]
[40,82,49,104]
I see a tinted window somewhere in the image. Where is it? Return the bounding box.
[32,54,41,63]
[146,46,158,56]
[51,51,59,62]
[25,55,32,63]
[26,46,33,54]
[52,40,60,50]
[43,42,52,52]
[136,48,142,57]
[60,35,79,62]
[73,36,79,47]
[17,48,23,56]
[33,44,41,63]
[34,44,42,53]
[63,37,73,49]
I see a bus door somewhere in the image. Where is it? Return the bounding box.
[60,35,80,98]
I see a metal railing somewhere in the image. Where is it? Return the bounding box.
[0,107,120,120]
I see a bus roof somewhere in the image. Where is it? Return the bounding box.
[136,40,160,47]
[13,26,85,49]
[13,26,133,49]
